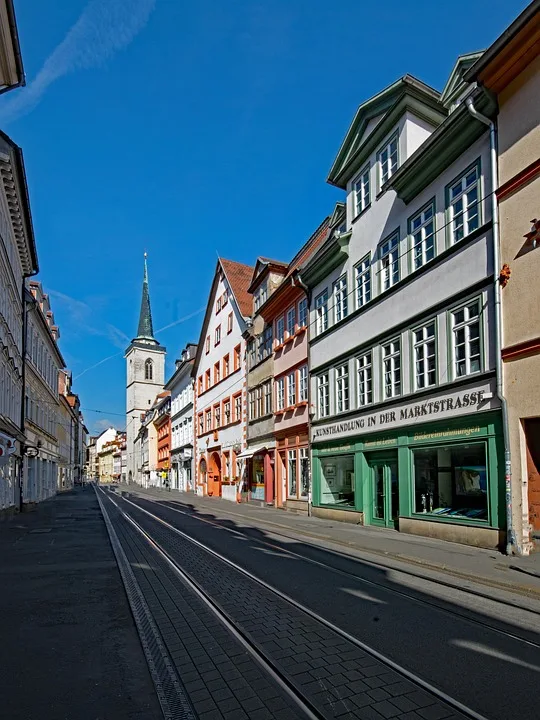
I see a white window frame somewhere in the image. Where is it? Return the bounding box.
[276,377,285,411]
[413,321,437,390]
[382,338,401,399]
[356,352,372,407]
[451,299,482,379]
[317,373,329,418]
[299,365,308,402]
[256,385,263,418]
[276,316,285,345]
[410,202,436,270]
[214,325,221,346]
[264,380,272,415]
[333,274,348,323]
[315,290,328,335]
[378,133,399,186]
[355,254,371,309]
[335,363,349,413]
[353,164,370,216]
[288,372,296,407]
[286,306,296,336]
[298,298,308,328]
[448,163,480,244]
[299,448,309,497]
[287,449,297,498]
[380,232,399,292]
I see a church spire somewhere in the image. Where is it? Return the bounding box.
[136,252,155,341]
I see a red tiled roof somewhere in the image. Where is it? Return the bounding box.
[286,217,331,277]
[220,258,255,317]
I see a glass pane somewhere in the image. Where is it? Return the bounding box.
[319,455,354,507]
[374,465,385,519]
[390,463,398,519]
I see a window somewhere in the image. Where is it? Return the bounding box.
[411,203,435,270]
[353,164,370,216]
[336,364,349,413]
[249,391,256,420]
[315,290,328,334]
[355,255,371,309]
[287,306,296,336]
[213,362,220,384]
[356,352,372,406]
[413,322,436,389]
[288,372,296,406]
[378,134,398,185]
[264,380,272,414]
[276,316,285,345]
[452,300,481,378]
[205,336,210,354]
[205,409,212,432]
[216,296,222,313]
[299,365,308,402]
[298,298,308,328]
[317,373,329,418]
[234,393,242,421]
[234,345,241,370]
[256,386,263,417]
[263,324,272,355]
[222,291,228,307]
[413,443,488,520]
[274,377,284,411]
[222,399,230,425]
[333,275,348,323]
[448,165,480,244]
[223,354,230,377]
[319,455,354,507]
[144,358,153,380]
[205,369,211,390]
[254,281,267,312]
[288,450,297,497]
[227,312,233,333]
[380,232,399,291]
[382,339,401,399]
[215,325,221,346]
[300,448,309,497]
[248,339,256,369]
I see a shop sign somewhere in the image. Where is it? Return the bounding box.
[364,438,397,449]
[313,382,496,442]
[318,444,353,454]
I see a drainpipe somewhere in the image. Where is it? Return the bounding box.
[294,272,312,518]
[466,96,520,556]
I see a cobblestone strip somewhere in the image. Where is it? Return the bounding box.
[95,488,196,720]
[120,494,473,720]
[103,492,307,720]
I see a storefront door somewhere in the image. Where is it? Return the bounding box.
[368,455,398,528]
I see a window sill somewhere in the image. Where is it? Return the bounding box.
[274,342,285,351]
[351,204,371,225]
[409,513,491,528]
[284,334,295,345]
[295,326,307,336]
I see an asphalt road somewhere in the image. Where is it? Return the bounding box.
[101,487,540,720]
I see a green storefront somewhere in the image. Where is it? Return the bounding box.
[312,411,505,549]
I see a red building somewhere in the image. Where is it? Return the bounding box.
[153,392,171,477]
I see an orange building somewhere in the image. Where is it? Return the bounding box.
[259,216,331,510]
[153,392,171,476]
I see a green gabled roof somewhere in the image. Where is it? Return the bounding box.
[327,75,444,189]
[440,52,484,108]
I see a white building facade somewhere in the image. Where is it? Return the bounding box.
[193,259,253,500]
[303,63,505,549]
[166,343,197,492]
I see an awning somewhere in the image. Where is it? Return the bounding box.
[236,441,276,460]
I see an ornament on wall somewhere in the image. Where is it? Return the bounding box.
[499,263,511,288]
[524,218,540,250]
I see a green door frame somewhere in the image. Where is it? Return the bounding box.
[366,453,399,528]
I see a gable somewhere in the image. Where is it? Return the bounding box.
[440,52,484,108]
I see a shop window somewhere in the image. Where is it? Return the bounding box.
[319,455,354,507]
[412,443,488,520]
[288,449,297,497]
[300,448,309,497]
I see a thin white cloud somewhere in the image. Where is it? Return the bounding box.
[0,0,156,124]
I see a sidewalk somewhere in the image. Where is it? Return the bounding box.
[0,487,162,720]
[128,485,540,598]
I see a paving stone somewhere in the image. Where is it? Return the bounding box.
[417,705,456,720]
[372,699,404,718]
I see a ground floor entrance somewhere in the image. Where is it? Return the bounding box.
[525,418,540,537]
[312,412,504,548]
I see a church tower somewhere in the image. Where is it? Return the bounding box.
[125,254,166,483]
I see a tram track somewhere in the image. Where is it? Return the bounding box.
[129,491,540,646]
[101,487,488,720]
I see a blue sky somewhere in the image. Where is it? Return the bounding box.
[3,0,528,434]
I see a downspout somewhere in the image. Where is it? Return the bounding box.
[465,96,520,556]
[19,275,37,511]
[293,272,313,518]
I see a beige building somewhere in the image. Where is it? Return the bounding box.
[98,439,121,484]
[466,0,540,553]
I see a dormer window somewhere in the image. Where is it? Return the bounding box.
[254,281,268,312]
[378,134,399,187]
